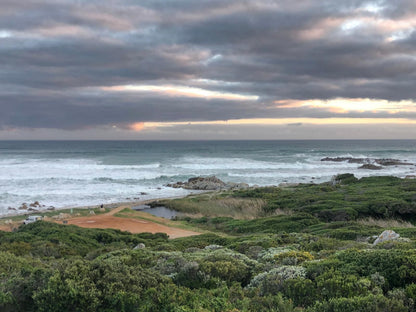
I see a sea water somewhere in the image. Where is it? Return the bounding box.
[0,140,415,215]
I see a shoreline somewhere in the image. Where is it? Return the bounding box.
[2,172,415,220]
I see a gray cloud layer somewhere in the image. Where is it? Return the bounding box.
[1,0,416,130]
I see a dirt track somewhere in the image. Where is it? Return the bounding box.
[0,205,201,239]
[63,205,200,239]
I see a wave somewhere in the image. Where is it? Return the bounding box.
[1,140,416,215]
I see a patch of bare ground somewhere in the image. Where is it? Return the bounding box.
[0,204,201,239]
[59,205,201,239]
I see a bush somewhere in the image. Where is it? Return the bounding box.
[275,251,314,265]
[283,278,317,307]
[307,294,408,312]
[248,266,306,296]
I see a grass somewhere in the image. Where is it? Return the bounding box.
[114,208,209,234]
[156,196,268,219]
[357,217,415,228]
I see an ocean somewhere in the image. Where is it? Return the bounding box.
[1,140,415,216]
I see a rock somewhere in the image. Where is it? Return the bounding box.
[204,244,223,250]
[375,158,412,166]
[134,243,146,250]
[47,206,55,210]
[224,182,249,190]
[183,176,227,190]
[405,175,416,179]
[347,158,371,164]
[358,164,383,170]
[29,201,41,207]
[321,157,353,162]
[168,176,249,191]
[8,207,16,211]
[19,203,28,210]
[321,157,370,164]
[321,156,413,166]
[373,230,400,245]
[140,192,149,195]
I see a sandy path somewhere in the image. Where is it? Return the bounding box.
[1,201,201,239]
[62,204,200,239]
[66,214,200,239]
[0,224,13,232]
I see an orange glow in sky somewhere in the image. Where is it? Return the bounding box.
[127,117,416,132]
[275,98,416,114]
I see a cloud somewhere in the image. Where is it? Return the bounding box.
[0,0,416,138]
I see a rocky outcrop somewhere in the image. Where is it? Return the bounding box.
[321,157,369,163]
[358,164,383,170]
[373,230,400,245]
[168,176,249,191]
[374,159,412,166]
[18,201,43,210]
[19,203,28,210]
[322,157,414,168]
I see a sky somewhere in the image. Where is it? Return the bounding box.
[1,0,416,140]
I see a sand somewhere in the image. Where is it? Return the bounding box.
[0,203,201,239]
[64,205,200,239]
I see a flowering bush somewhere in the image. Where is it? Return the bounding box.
[275,250,314,265]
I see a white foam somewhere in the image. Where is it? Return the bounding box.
[1,144,416,216]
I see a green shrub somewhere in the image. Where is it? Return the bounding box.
[283,278,317,307]
[275,251,314,265]
[307,294,407,312]
[248,265,306,296]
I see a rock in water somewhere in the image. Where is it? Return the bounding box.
[358,164,383,170]
[183,176,226,190]
[168,176,249,191]
[373,230,400,245]
[375,159,412,166]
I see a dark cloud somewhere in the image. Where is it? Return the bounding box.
[0,0,415,133]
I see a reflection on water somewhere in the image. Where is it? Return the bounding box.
[133,205,182,219]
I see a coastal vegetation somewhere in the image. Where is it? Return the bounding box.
[1,175,416,311]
